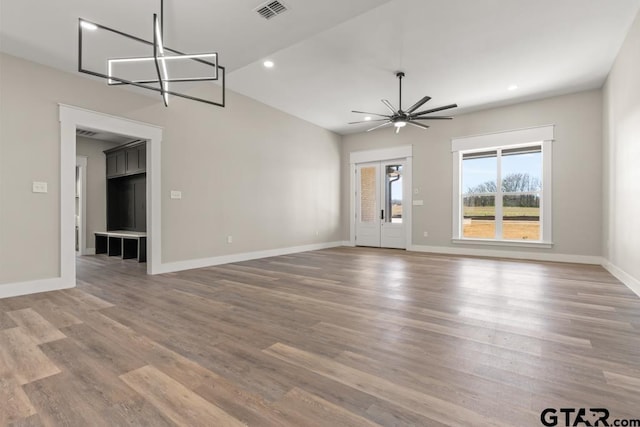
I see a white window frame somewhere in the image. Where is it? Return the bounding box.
[451,125,554,248]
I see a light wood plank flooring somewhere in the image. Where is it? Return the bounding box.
[1,247,640,426]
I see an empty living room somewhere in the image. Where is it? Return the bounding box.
[1,0,640,426]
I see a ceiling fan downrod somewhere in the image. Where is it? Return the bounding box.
[396,71,405,112]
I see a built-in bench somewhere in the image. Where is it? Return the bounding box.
[95,231,147,263]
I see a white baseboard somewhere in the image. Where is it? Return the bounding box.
[155,241,344,275]
[341,240,355,247]
[408,244,603,265]
[0,277,75,299]
[602,259,640,298]
[85,248,96,255]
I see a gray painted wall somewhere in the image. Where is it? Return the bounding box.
[341,90,603,257]
[0,52,341,285]
[603,11,640,284]
[0,42,627,288]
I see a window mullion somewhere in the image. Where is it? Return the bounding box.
[496,149,503,240]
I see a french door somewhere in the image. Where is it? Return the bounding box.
[355,160,406,248]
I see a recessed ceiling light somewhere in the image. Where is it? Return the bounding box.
[508,84,519,91]
[364,116,372,121]
[263,60,274,68]
[80,21,98,31]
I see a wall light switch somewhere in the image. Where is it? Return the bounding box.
[32,181,48,193]
[227,236,233,244]
[412,200,424,206]
[170,190,182,199]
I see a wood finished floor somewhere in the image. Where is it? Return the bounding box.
[1,247,640,426]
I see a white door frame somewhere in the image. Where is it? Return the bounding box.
[60,104,163,285]
[76,156,88,255]
[349,145,413,248]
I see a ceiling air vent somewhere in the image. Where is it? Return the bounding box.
[76,129,98,137]
[255,1,288,20]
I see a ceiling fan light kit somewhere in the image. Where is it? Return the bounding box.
[77,0,225,108]
[350,71,458,134]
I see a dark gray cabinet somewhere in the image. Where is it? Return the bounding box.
[106,150,126,177]
[104,141,147,233]
[105,141,146,178]
[107,174,146,231]
[125,144,146,175]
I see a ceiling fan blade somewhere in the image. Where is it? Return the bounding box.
[348,119,388,124]
[381,99,397,114]
[351,110,391,118]
[411,116,453,120]
[405,96,431,114]
[413,103,458,116]
[366,121,393,132]
[407,122,430,130]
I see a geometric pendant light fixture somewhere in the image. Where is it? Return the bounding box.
[78,0,225,107]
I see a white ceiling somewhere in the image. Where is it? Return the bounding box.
[2,0,639,135]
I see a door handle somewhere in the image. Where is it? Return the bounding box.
[380,210,384,220]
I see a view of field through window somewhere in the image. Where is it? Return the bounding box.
[462,146,542,240]
[387,165,403,223]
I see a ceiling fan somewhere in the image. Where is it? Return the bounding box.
[350,72,458,134]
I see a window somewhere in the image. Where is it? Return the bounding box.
[386,165,403,224]
[452,126,553,246]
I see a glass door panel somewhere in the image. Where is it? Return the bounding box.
[385,165,403,224]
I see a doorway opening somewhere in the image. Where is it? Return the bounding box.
[349,145,413,249]
[76,129,146,261]
[59,105,162,289]
[75,156,87,254]
[356,160,406,248]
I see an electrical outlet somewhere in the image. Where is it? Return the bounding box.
[32,181,48,193]
[315,230,319,236]
[170,190,182,199]
[423,231,429,237]
[227,236,233,244]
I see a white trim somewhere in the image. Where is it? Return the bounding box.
[154,241,344,274]
[341,240,355,247]
[350,145,413,164]
[85,248,96,255]
[451,125,555,152]
[0,278,74,299]
[53,105,163,297]
[602,260,640,298]
[349,163,356,245]
[452,153,461,239]
[541,140,553,242]
[404,156,413,250]
[452,238,553,249]
[76,156,88,255]
[409,244,602,265]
